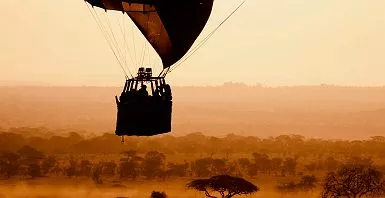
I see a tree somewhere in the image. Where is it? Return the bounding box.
[192,158,228,177]
[275,182,298,194]
[275,175,317,194]
[41,156,57,176]
[270,157,283,175]
[66,157,78,178]
[324,157,339,171]
[166,162,188,177]
[143,151,166,179]
[120,151,143,179]
[150,191,167,198]
[91,164,103,184]
[17,145,44,159]
[322,165,385,198]
[28,163,41,178]
[235,158,250,177]
[17,146,44,178]
[192,158,214,177]
[211,158,227,175]
[102,161,117,176]
[251,152,270,174]
[187,174,259,198]
[79,159,92,177]
[0,152,19,179]
[297,175,317,192]
[282,157,297,176]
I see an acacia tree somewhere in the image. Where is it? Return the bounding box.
[322,165,385,198]
[187,174,259,198]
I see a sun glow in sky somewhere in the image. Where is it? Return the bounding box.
[1,0,385,86]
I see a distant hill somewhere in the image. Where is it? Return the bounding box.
[1,84,385,139]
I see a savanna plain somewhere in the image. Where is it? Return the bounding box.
[1,84,385,198]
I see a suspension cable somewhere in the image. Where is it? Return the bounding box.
[85,2,129,79]
[92,9,126,75]
[118,13,136,75]
[140,42,146,67]
[140,15,150,68]
[99,10,132,78]
[103,11,133,77]
[166,0,247,75]
[118,15,128,71]
[158,68,164,78]
[130,18,138,73]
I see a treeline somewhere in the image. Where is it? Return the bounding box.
[0,144,379,183]
[0,145,319,181]
[1,128,385,181]
[2,128,385,158]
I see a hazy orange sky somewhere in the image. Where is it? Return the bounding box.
[1,0,385,86]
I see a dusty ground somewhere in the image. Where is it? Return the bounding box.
[0,177,321,198]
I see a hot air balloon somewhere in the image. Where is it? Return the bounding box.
[84,0,214,136]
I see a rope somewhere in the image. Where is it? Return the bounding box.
[140,42,148,68]
[118,14,136,75]
[93,9,125,73]
[85,2,129,79]
[118,15,128,71]
[100,10,132,78]
[130,18,138,72]
[140,15,150,68]
[167,0,247,75]
[103,11,133,77]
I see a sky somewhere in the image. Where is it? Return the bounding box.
[1,0,385,86]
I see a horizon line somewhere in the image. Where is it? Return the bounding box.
[1,82,385,88]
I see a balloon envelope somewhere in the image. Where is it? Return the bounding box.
[85,0,214,68]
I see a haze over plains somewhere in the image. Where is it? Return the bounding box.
[3,2,385,198]
[1,85,385,140]
[1,0,385,86]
